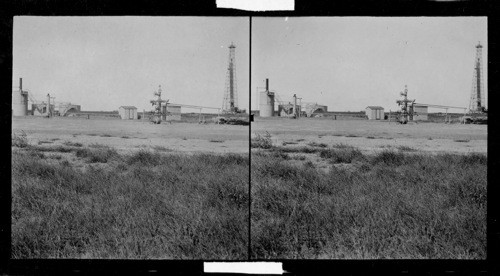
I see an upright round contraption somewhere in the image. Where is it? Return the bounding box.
[259,78,274,117]
[259,91,275,117]
[12,78,28,116]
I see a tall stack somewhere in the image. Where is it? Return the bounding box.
[222,43,238,113]
[469,42,485,113]
[259,78,275,117]
[12,78,28,116]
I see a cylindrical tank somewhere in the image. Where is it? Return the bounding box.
[12,78,28,116]
[259,91,274,117]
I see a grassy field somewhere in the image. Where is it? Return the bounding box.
[11,133,249,259]
[251,143,487,259]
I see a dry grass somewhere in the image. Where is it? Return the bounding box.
[12,143,249,259]
[251,149,486,259]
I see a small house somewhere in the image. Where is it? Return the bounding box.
[411,104,428,121]
[162,104,182,121]
[365,106,384,120]
[119,106,138,120]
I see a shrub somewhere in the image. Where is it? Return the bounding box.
[397,145,418,152]
[371,150,406,166]
[127,150,161,166]
[307,142,328,148]
[12,131,29,148]
[75,147,118,163]
[319,147,363,163]
[63,141,83,147]
[251,132,273,149]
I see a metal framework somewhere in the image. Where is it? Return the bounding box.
[222,43,239,113]
[469,42,486,113]
[396,85,415,124]
[150,85,168,124]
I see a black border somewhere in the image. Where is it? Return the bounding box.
[1,0,498,275]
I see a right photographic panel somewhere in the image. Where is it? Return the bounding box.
[250,17,487,259]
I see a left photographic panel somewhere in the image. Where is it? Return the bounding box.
[11,16,250,259]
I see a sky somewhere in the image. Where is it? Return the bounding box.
[13,17,249,113]
[252,17,487,112]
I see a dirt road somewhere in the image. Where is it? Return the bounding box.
[251,117,487,154]
[12,116,249,154]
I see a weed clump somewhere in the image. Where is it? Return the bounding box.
[76,147,118,163]
[371,150,406,166]
[307,142,328,148]
[12,131,29,148]
[319,147,363,163]
[252,132,273,149]
[127,150,161,166]
[397,145,418,152]
[63,141,83,147]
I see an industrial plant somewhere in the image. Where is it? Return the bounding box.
[12,42,248,125]
[252,42,487,125]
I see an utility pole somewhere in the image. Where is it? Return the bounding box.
[292,94,297,119]
[46,94,55,117]
[297,97,302,118]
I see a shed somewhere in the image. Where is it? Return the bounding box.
[119,106,138,120]
[411,104,428,121]
[365,106,384,120]
[162,104,182,121]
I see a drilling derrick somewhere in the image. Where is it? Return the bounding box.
[222,43,239,114]
[469,42,486,114]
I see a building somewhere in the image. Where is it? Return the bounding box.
[119,106,138,120]
[411,104,428,121]
[58,104,81,116]
[162,104,182,121]
[365,106,385,120]
[278,103,301,117]
[32,103,55,116]
[259,79,275,117]
[301,103,328,117]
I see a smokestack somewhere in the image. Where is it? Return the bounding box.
[19,78,22,91]
[266,78,269,91]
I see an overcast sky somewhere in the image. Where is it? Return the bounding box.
[252,17,487,112]
[13,17,249,113]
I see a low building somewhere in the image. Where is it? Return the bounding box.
[278,103,301,117]
[365,106,384,120]
[58,104,81,116]
[119,106,138,120]
[412,104,428,121]
[162,104,182,121]
[32,103,55,116]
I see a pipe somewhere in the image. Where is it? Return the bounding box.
[266,78,269,91]
[19,78,22,91]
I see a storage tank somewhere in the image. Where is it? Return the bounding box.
[12,78,28,116]
[259,78,275,117]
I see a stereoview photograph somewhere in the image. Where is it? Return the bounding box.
[11,16,250,259]
[250,17,487,259]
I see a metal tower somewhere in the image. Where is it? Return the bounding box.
[222,43,238,113]
[150,85,168,124]
[469,42,486,113]
[396,85,415,124]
